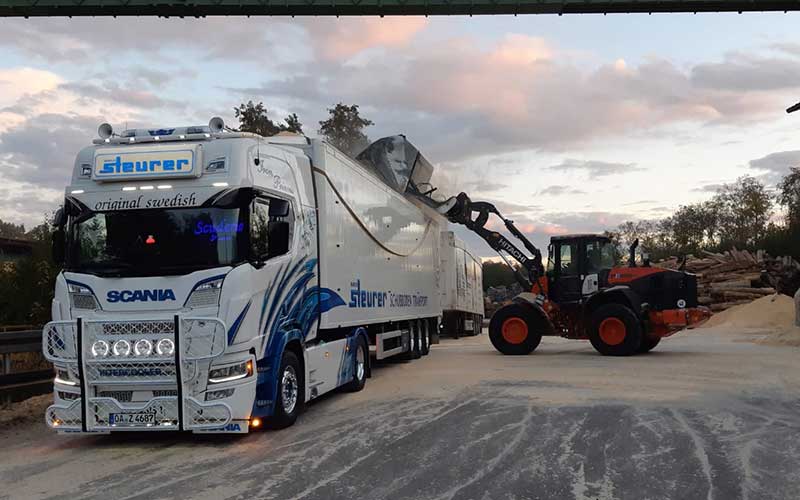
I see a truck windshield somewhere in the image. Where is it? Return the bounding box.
[66,208,246,277]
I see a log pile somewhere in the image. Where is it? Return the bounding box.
[656,249,800,312]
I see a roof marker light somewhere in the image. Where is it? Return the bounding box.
[153,136,160,141]
[157,185,172,190]
[212,182,229,187]
[179,135,186,139]
[122,186,137,191]
[129,137,135,143]
[140,185,154,190]
[70,189,84,194]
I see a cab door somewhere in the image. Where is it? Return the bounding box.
[549,240,583,304]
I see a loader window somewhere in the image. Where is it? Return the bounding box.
[559,243,579,276]
[585,240,616,273]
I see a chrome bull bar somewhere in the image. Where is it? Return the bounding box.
[43,315,231,432]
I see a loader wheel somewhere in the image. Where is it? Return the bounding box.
[489,304,543,355]
[589,304,642,356]
[638,334,661,353]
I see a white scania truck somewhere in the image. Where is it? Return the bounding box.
[44,120,445,433]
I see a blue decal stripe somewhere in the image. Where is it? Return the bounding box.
[227,300,252,345]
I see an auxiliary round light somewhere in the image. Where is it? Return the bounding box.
[91,339,110,357]
[156,338,175,356]
[134,338,153,357]
[112,339,131,357]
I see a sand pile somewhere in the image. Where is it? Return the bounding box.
[0,394,50,431]
[700,294,800,346]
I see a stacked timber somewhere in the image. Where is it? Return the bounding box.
[656,248,800,312]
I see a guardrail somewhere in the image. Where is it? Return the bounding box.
[0,329,52,407]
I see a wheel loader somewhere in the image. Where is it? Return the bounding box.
[427,192,711,356]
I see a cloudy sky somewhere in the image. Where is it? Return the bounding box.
[2,13,800,257]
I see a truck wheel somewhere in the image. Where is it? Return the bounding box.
[343,337,368,392]
[269,350,304,429]
[411,321,422,359]
[638,334,661,353]
[488,304,543,355]
[589,304,642,356]
[420,320,431,356]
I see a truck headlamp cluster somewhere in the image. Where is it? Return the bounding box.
[208,360,253,384]
[68,283,100,310]
[89,338,174,358]
[186,278,224,309]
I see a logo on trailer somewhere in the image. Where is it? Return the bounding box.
[107,289,177,303]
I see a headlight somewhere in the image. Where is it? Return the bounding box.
[156,338,175,356]
[186,277,224,308]
[112,339,131,357]
[205,388,234,401]
[208,360,253,384]
[68,283,99,310]
[54,368,78,386]
[133,339,153,357]
[91,340,110,357]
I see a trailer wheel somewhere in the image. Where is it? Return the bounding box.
[420,320,431,356]
[589,304,642,356]
[411,320,422,359]
[488,304,543,355]
[269,350,304,429]
[638,334,661,353]
[343,336,368,392]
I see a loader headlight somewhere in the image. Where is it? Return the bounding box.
[156,338,175,356]
[186,278,224,308]
[112,339,131,357]
[91,340,110,357]
[208,360,253,384]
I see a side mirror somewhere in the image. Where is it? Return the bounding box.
[269,199,290,217]
[267,221,290,258]
[53,207,66,227]
[52,228,65,265]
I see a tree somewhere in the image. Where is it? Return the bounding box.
[318,103,373,156]
[283,113,303,134]
[482,261,519,291]
[233,101,303,136]
[0,220,26,239]
[714,176,772,248]
[777,166,800,229]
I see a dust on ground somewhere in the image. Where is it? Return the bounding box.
[698,294,800,347]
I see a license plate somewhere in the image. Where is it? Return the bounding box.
[109,410,158,426]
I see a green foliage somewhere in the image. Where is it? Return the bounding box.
[0,220,26,239]
[0,217,57,326]
[616,176,774,260]
[482,261,518,291]
[233,101,304,136]
[777,166,800,229]
[318,103,373,156]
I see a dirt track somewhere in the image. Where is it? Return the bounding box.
[1,327,799,500]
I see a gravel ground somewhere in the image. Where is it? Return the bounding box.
[1,327,799,500]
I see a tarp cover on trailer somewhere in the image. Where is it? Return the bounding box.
[356,135,434,195]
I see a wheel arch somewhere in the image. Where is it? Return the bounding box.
[584,286,642,320]
[510,294,556,335]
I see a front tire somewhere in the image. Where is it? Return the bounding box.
[589,304,642,356]
[638,334,661,353]
[269,350,304,429]
[488,304,544,355]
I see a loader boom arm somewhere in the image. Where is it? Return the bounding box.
[442,193,545,289]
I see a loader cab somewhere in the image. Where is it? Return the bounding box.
[546,234,616,303]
